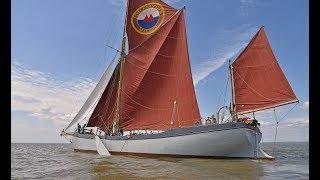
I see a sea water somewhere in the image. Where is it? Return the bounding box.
[11,142,309,179]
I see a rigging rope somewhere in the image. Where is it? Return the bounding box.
[121,88,172,111]
[128,9,183,53]
[272,108,279,157]
[125,56,176,77]
[233,69,282,103]
[105,44,177,77]
[100,5,122,76]
[88,66,119,128]
[138,44,179,58]
[81,53,119,122]
[215,65,230,112]
[278,102,299,122]
[61,133,72,143]
[64,3,124,131]
[271,102,298,157]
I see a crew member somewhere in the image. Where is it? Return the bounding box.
[77,123,81,133]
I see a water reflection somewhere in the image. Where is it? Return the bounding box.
[90,155,265,179]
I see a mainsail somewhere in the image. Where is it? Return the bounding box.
[231,27,298,114]
[87,0,200,131]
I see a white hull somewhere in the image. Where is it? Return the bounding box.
[71,125,272,159]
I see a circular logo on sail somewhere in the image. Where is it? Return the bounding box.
[131,3,165,35]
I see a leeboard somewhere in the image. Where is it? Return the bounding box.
[95,135,111,156]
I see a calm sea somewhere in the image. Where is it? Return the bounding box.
[11,142,308,179]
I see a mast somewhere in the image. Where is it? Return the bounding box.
[229,59,236,121]
[112,0,128,134]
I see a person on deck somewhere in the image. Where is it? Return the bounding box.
[77,123,81,133]
[251,119,258,127]
[211,115,217,124]
[81,123,86,134]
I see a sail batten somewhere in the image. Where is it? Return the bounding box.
[231,27,298,114]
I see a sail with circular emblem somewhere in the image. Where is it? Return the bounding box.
[86,0,200,131]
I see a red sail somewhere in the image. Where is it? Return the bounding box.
[119,4,200,130]
[126,0,177,50]
[232,27,298,114]
[87,0,200,131]
[86,65,120,128]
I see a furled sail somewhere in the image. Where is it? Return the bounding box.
[64,59,117,131]
[87,0,200,131]
[231,27,298,114]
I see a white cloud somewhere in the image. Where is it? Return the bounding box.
[239,103,308,142]
[260,124,308,142]
[11,61,308,143]
[259,114,309,142]
[239,0,270,16]
[260,116,309,142]
[11,120,62,143]
[240,0,254,16]
[109,0,126,7]
[192,24,258,86]
[283,117,309,127]
[302,101,309,110]
[11,61,97,142]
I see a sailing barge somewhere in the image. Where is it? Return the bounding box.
[61,0,298,159]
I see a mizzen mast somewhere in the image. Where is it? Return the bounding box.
[228,59,236,122]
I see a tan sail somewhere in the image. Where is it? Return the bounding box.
[87,0,200,131]
[231,27,298,114]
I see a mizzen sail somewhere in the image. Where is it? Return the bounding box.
[231,27,298,114]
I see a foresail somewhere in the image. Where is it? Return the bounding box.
[86,64,120,129]
[64,59,117,131]
[231,27,298,114]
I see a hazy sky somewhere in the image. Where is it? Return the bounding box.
[12,0,308,143]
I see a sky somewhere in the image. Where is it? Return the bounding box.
[11,0,309,143]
